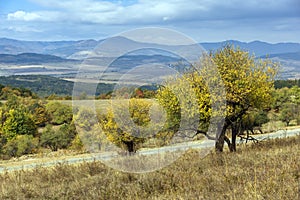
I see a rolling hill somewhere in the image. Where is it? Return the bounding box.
[0,37,300,79]
[1,37,300,58]
[0,53,78,64]
[0,75,115,97]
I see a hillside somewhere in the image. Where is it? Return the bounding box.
[0,53,78,64]
[0,75,115,97]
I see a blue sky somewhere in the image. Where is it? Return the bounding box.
[0,0,299,42]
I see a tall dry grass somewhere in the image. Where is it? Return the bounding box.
[0,136,299,199]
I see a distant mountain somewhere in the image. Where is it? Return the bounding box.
[0,38,98,58]
[0,38,77,55]
[1,37,300,58]
[1,37,300,79]
[200,40,300,56]
[0,53,78,65]
[260,51,300,61]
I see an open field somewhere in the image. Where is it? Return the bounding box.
[0,135,299,199]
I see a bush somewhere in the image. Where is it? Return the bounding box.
[69,134,84,151]
[2,108,37,140]
[40,124,76,151]
[3,135,38,157]
[46,102,73,125]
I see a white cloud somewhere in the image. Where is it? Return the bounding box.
[7,11,41,21]
[7,10,67,22]
[7,0,300,24]
[2,0,299,42]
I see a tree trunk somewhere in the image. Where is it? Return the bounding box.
[224,135,232,151]
[215,126,227,152]
[124,141,135,154]
[231,123,239,152]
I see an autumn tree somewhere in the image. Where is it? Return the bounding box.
[98,98,162,153]
[20,98,50,127]
[157,45,277,152]
[46,101,73,125]
[2,108,37,140]
[273,86,300,125]
[73,107,107,152]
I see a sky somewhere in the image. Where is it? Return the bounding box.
[0,0,299,43]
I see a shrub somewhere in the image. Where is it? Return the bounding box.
[3,135,38,157]
[40,124,76,151]
[46,102,73,125]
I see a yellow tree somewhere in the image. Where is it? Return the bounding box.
[157,45,278,152]
[98,98,163,153]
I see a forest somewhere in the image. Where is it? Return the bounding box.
[0,75,115,98]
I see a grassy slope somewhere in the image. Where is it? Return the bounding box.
[0,136,299,199]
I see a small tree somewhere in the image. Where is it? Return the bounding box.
[24,99,50,127]
[40,123,76,151]
[3,135,38,157]
[98,99,156,153]
[279,103,296,126]
[2,108,37,140]
[46,102,73,125]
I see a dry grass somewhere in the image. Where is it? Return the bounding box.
[0,136,299,200]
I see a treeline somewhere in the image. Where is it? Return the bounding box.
[0,75,163,100]
[274,79,300,89]
[0,84,37,99]
[5,74,299,99]
[0,75,115,98]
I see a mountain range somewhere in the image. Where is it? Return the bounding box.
[1,37,300,58]
[0,37,300,79]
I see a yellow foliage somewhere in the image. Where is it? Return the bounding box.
[157,45,278,134]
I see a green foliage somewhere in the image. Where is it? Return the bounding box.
[240,110,269,134]
[0,84,36,100]
[74,108,97,131]
[20,98,50,127]
[40,123,76,151]
[2,135,38,157]
[2,108,37,140]
[273,86,300,125]
[0,75,74,97]
[69,134,84,151]
[46,101,73,125]
[156,86,181,135]
[0,91,79,157]
[3,95,22,110]
[274,79,300,89]
[278,103,296,126]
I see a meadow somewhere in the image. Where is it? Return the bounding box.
[0,135,299,199]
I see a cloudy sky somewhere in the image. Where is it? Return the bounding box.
[0,0,299,43]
